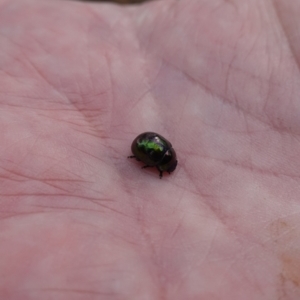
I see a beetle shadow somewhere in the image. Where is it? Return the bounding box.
[128,156,169,179]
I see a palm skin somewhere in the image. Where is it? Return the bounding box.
[1,0,300,299]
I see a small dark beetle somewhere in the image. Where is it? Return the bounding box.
[128,132,177,178]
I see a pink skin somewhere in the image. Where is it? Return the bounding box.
[0,0,300,299]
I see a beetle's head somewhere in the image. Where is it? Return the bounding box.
[158,148,177,173]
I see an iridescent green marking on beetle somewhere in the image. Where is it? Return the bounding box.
[137,140,163,152]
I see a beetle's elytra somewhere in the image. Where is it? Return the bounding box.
[128,132,177,178]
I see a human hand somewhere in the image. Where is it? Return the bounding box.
[1,0,299,299]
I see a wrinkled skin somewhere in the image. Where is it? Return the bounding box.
[1,0,300,299]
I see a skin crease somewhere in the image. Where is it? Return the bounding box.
[1,0,300,299]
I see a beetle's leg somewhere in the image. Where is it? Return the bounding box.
[142,165,151,169]
[156,166,163,179]
[128,155,141,161]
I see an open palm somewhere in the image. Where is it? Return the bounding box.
[1,0,300,299]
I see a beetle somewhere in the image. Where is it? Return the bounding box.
[128,132,177,178]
